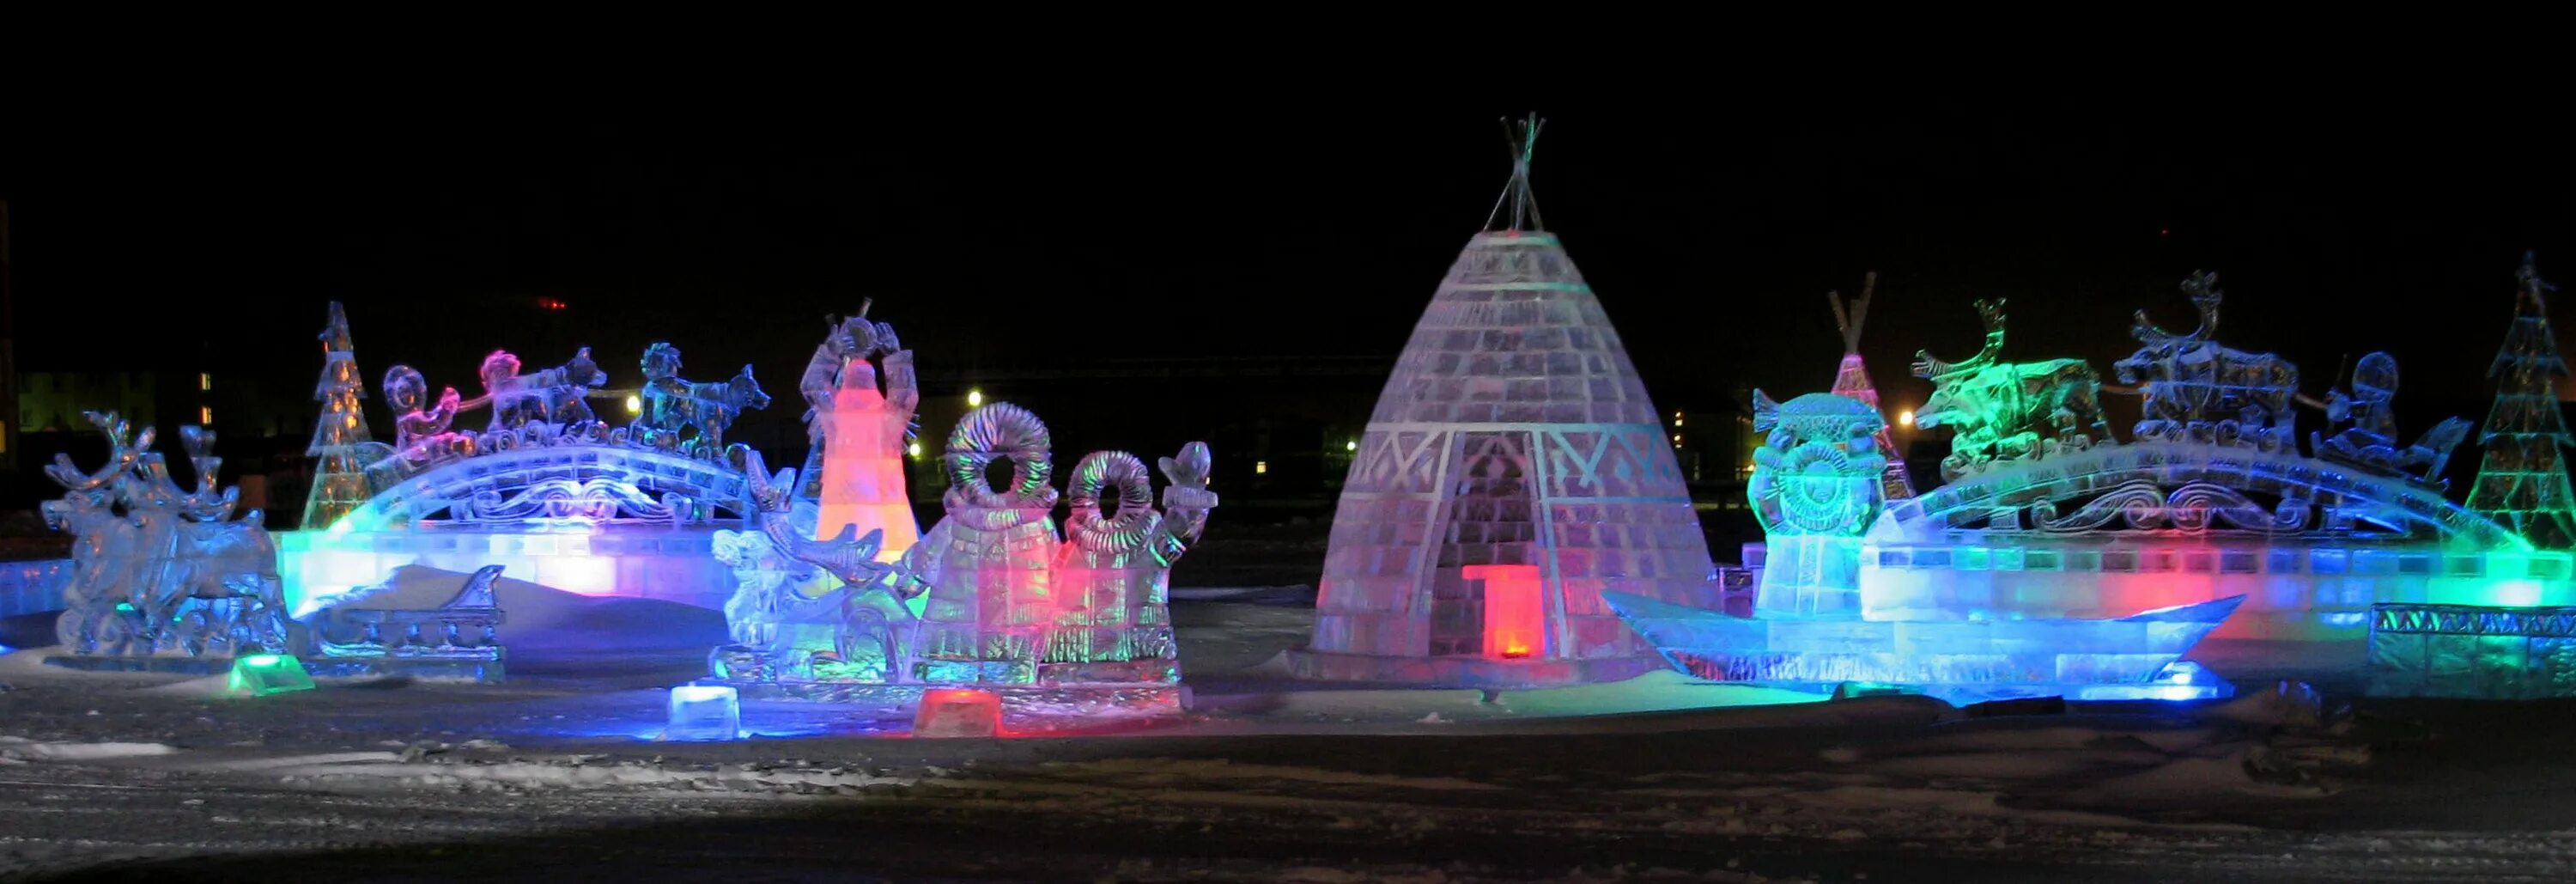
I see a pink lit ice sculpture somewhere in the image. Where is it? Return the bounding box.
[801,310,920,562]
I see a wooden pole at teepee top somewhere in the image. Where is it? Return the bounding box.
[1830,271,1878,354]
[1485,114,1546,232]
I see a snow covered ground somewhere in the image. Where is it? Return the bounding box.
[3,576,2575,881]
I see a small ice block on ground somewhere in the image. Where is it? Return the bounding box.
[228,654,316,697]
[913,688,1003,738]
[665,685,742,741]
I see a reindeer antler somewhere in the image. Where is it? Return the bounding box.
[1912,299,2008,379]
[174,425,240,521]
[2135,272,2221,345]
[45,411,149,492]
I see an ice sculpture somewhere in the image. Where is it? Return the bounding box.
[46,412,290,661]
[303,302,386,528]
[905,402,1062,684]
[635,341,771,461]
[307,565,508,682]
[2115,272,2301,451]
[1607,589,2243,704]
[1825,274,1914,501]
[383,364,476,467]
[2312,351,2471,485]
[1294,115,1719,687]
[1746,391,1887,616]
[1606,381,2245,703]
[2470,254,2576,548]
[1828,268,2559,643]
[480,347,607,435]
[696,402,1211,721]
[704,479,918,684]
[2366,601,2576,699]
[1911,298,2109,481]
[1047,444,1215,681]
[797,307,920,561]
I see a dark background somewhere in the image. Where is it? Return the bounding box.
[3,73,2568,517]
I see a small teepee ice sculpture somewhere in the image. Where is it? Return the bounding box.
[1825,274,1915,502]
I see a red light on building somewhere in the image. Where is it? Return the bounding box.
[535,297,569,311]
[1464,564,1545,660]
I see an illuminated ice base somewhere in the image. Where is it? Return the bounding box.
[43,655,249,675]
[1605,589,2239,704]
[690,678,1187,729]
[1824,537,2576,642]
[301,657,506,683]
[2366,601,2576,700]
[1778,661,2233,707]
[1280,647,1666,689]
[0,559,72,619]
[278,527,742,618]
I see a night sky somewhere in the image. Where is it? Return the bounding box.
[6,79,2570,436]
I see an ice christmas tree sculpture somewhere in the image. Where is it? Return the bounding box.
[1826,272,1915,501]
[301,302,377,527]
[1294,116,1719,686]
[2469,253,2576,548]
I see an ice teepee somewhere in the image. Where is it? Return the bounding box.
[1826,273,1916,501]
[302,302,376,527]
[2469,253,2576,548]
[1289,116,1720,687]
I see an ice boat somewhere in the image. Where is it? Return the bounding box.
[1601,591,2245,703]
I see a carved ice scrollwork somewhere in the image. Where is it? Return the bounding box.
[460,477,676,525]
[2028,479,2316,534]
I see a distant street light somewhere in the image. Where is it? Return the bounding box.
[1897,409,1914,428]
[966,388,984,408]
[625,394,643,414]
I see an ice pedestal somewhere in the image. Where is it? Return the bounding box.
[2366,601,2576,699]
[665,686,743,741]
[1756,534,1864,616]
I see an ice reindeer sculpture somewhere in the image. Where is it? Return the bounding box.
[44,411,293,666]
[699,402,1213,718]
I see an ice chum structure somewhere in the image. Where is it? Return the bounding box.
[1289,117,1722,687]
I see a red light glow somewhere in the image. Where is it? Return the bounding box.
[913,688,1005,738]
[1465,564,1546,660]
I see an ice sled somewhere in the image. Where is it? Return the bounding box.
[1601,590,2244,702]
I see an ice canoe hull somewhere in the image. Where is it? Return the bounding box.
[1601,591,2244,689]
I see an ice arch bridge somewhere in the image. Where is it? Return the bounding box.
[280,442,763,617]
[1833,443,2576,640]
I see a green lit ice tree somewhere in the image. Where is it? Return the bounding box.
[2468,253,2576,548]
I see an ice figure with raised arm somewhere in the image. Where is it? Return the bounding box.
[799,304,920,562]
